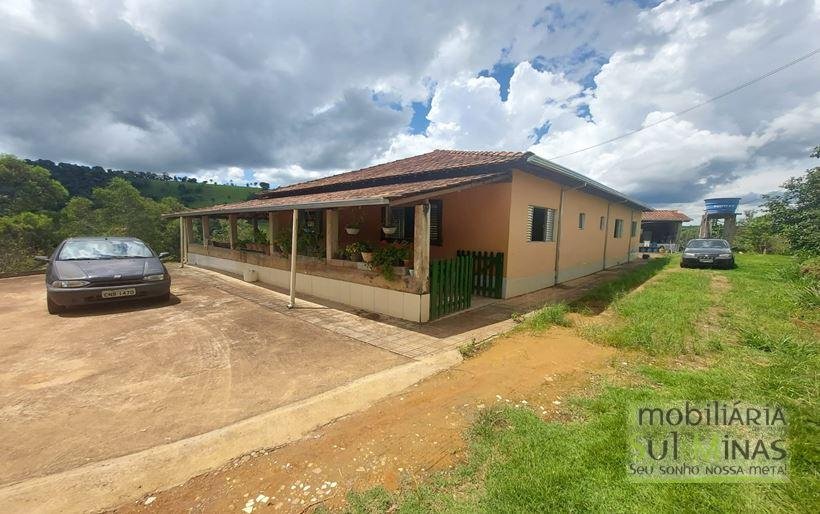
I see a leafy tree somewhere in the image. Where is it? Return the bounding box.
[259,181,270,190]
[734,214,788,253]
[0,155,68,215]
[762,147,820,255]
[57,197,97,239]
[0,212,55,272]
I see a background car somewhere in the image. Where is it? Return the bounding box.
[36,237,171,314]
[680,239,735,268]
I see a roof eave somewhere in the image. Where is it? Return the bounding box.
[163,197,389,218]
[525,155,652,211]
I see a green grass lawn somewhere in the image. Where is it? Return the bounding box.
[344,254,819,513]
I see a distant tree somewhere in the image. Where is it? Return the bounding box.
[762,147,820,255]
[57,197,96,239]
[0,155,68,215]
[734,214,788,253]
[259,181,270,190]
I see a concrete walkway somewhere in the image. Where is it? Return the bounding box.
[192,259,647,358]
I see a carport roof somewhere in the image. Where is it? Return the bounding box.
[641,210,692,222]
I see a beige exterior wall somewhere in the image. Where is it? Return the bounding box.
[504,170,562,297]
[604,202,641,268]
[555,188,610,283]
[429,181,512,260]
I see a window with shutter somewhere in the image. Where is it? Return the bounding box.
[383,201,440,245]
[528,206,555,242]
[630,220,637,237]
[429,199,443,246]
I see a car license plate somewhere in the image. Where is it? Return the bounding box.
[699,257,713,263]
[101,288,136,299]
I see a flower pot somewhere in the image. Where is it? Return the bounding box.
[361,251,374,263]
[345,227,360,235]
[350,252,362,262]
[382,226,397,235]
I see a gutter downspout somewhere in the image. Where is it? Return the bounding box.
[554,182,587,285]
[288,209,298,309]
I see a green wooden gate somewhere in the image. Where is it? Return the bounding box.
[457,250,504,299]
[429,253,473,320]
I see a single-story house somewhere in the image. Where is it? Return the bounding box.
[639,209,692,252]
[171,150,649,322]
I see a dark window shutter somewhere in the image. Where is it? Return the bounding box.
[429,200,443,245]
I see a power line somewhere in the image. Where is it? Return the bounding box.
[547,48,820,161]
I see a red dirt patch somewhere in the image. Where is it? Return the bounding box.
[115,328,617,513]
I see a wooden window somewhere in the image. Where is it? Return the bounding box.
[599,216,605,230]
[383,199,442,246]
[614,219,624,238]
[429,199,443,246]
[527,206,556,242]
[630,220,638,237]
[578,212,586,229]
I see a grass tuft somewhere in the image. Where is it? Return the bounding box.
[519,302,572,332]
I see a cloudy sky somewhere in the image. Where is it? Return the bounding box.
[2,0,818,219]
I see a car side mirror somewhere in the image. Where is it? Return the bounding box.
[34,256,51,262]
[158,252,171,260]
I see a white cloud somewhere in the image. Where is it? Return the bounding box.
[1,0,817,204]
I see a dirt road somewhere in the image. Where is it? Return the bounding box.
[116,327,618,513]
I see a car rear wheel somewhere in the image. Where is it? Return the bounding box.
[47,296,65,314]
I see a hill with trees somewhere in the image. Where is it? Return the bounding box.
[27,159,261,208]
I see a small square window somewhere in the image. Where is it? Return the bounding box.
[614,219,624,238]
[578,213,586,229]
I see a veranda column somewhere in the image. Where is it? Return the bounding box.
[178,216,185,268]
[325,208,339,262]
[201,215,210,248]
[267,212,277,255]
[414,203,430,293]
[184,217,194,249]
[228,214,238,250]
[288,209,299,308]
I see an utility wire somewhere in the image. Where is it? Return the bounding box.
[547,48,820,160]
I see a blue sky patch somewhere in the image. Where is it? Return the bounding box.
[409,99,432,134]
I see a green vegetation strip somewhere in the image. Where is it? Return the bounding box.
[342,255,819,513]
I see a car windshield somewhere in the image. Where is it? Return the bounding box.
[687,240,729,249]
[58,240,154,260]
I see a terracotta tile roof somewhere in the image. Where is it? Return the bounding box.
[171,171,509,216]
[261,149,528,198]
[642,210,692,222]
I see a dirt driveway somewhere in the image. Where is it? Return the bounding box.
[0,267,408,487]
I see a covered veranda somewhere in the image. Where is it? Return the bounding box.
[170,173,504,323]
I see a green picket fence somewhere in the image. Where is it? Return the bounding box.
[456,250,504,299]
[429,253,473,320]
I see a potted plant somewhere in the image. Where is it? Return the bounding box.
[371,243,406,280]
[345,207,364,235]
[359,241,374,263]
[345,222,361,235]
[396,242,411,267]
[345,242,364,262]
[381,225,397,235]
